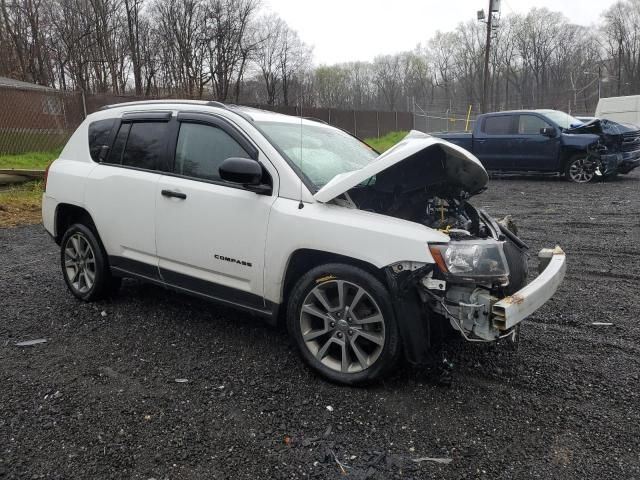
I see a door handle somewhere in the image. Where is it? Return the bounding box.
[161,189,187,200]
[476,139,486,144]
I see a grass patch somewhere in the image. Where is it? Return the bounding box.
[364,131,408,153]
[0,181,43,227]
[0,130,69,156]
[0,149,60,170]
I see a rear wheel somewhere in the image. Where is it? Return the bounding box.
[60,223,119,301]
[287,263,401,385]
[565,155,596,183]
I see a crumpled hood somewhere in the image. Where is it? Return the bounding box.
[313,131,489,203]
[565,118,639,136]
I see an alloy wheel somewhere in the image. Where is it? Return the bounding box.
[299,280,386,374]
[64,233,96,294]
[568,157,595,183]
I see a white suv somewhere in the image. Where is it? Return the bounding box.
[42,100,566,384]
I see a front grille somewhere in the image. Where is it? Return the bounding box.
[621,132,640,152]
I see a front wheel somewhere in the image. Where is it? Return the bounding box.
[286,263,401,385]
[565,155,596,183]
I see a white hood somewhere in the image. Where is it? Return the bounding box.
[313,131,489,203]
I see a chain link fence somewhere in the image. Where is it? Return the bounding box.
[0,84,85,155]
[0,85,416,156]
[86,96,414,139]
[0,83,606,157]
[412,104,477,134]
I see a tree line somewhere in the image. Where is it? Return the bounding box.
[1,0,640,114]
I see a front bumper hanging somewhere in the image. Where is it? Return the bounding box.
[492,246,566,331]
[601,150,640,175]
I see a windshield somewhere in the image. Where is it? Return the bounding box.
[256,121,379,188]
[542,110,583,129]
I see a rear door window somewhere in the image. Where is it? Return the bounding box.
[119,122,169,171]
[88,119,115,161]
[174,122,250,182]
[483,115,514,135]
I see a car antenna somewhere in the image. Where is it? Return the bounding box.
[298,99,304,209]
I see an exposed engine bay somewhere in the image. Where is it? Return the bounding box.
[348,188,489,238]
[342,143,499,240]
[334,143,531,343]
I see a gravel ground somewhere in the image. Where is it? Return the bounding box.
[1,172,639,479]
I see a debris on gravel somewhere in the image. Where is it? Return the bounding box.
[411,457,452,464]
[14,338,47,347]
[1,172,639,479]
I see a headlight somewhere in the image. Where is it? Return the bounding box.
[429,239,510,282]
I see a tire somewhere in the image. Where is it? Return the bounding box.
[60,223,119,301]
[286,263,401,385]
[564,154,596,183]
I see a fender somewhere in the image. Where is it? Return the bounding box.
[264,197,447,304]
[560,132,600,150]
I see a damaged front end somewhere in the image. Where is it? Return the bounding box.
[566,119,640,176]
[421,242,566,343]
[383,199,566,350]
[316,131,566,363]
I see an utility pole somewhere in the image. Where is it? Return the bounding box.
[617,38,622,96]
[481,0,494,113]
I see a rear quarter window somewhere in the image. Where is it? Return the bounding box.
[88,119,116,162]
[111,121,170,171]
[483,115,513,135]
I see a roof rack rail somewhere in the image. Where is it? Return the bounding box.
[303,116,328,125]
[98,99,208,111]
[224,104,254,123]
[97,99,254,122]
[206,101,226,109]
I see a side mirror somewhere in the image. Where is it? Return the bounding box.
[540,127,556,137]
[219,157,263,186]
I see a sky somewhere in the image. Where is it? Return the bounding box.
[264,0,619,65]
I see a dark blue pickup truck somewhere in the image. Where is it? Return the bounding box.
[434,109,640,183]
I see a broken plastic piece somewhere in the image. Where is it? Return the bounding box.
[15,338,47,347]
[412,457,452,464]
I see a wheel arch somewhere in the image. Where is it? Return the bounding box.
[279,248,387,320]
[560,147,589,171]
[54,203,98,244]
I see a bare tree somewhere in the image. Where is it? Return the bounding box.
[314,65,350,108]
[254,13,283,105]
[205,0,259,101]
[279,26,310,106]
[601,0,640,95]
[124,0,143,94]
[1,0,637,117]
[373,54,403,110]
[153,0,207,96]
[1,0,52,85]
